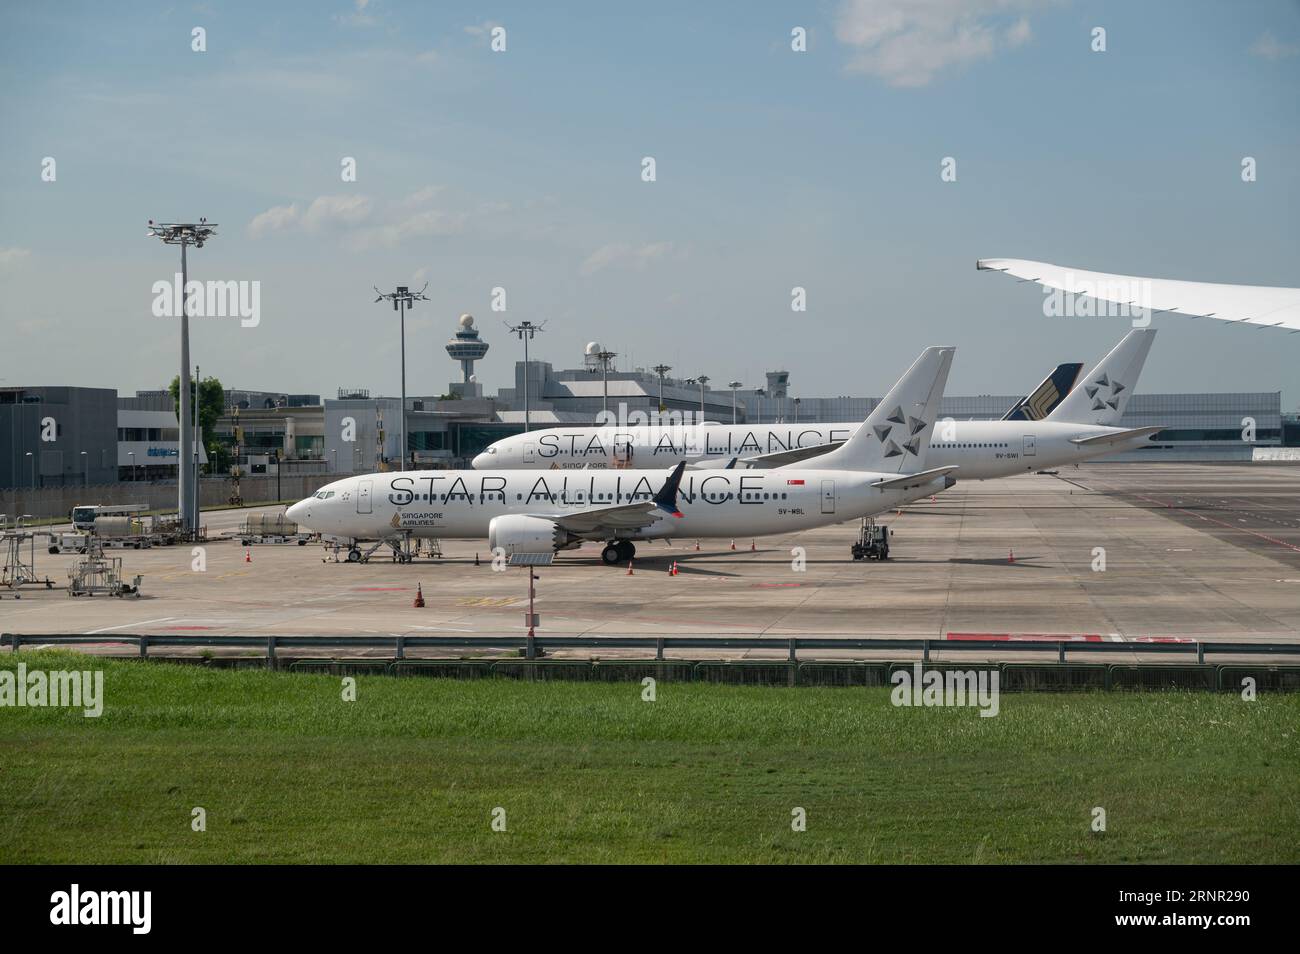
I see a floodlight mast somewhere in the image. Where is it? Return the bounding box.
[728,381,743,424]
[147,219,217,535]
[653,364,672,413]
[585,347,618,415]
[505,320,546,432]
[374,283,429,470]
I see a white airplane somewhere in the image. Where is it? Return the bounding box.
[473,330,1164,478]
[286,347,958,565]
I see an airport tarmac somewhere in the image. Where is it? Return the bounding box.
[2,463,1298,661]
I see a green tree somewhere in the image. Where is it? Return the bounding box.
[168,375,225,473]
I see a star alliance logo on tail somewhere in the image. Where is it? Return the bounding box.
[874,406,927,457]
[1085,374,1125,411]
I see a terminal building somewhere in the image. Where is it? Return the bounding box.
[118,391,206,482]
[1,315,1295,489]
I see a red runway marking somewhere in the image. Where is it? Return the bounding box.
[946,632,1103,642]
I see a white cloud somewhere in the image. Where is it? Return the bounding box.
[835,0,1041,87]
[350,208,469,250]
[247,195,373,238]
[334,0,377,27]
[0,247,32,267]
[398,185,443,208]
[464,20,501,37]
[301,194,373,231]
[1250,31,1299,60]
[579,241,676,277]
[247,203,300,237]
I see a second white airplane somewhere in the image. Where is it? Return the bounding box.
[473,330,1164,477]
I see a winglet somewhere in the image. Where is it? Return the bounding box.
[653,461,687,517]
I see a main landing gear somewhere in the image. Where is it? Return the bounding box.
[601,540,636,565]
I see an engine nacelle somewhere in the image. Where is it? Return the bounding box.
[487,514,575,554]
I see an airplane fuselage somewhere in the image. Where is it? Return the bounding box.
[473,420,1155,477]
[287,466,948,545]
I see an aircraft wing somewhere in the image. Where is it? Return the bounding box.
[1068,425,1165,447]
[541,461,687,535]
[870,465,958,490]
[542,501,669,534]
[977,258,1300,331]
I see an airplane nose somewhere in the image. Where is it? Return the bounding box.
[285,500,306,523]
[472,452,489,469]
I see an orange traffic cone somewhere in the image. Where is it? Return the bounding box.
[750,540,756,552]
[627,561,634,575]
[1008,548,1015,564]
[694,540,700,551]
[244,548,251,563]
[413,582,426,607]
[730,540,736,550]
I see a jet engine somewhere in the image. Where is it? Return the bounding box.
[487,515,577,554]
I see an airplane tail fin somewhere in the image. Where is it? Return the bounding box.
[1001,362,1083,421]
[815,347,955,473]
[1046,330,1155,426]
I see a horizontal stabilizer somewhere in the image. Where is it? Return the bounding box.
[1068,425,1164,447]
[870,465,959,491]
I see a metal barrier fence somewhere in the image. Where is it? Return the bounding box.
[5,634,1299,690]
[5,632,1300,664]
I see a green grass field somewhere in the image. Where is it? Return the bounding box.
[1,652,1297,863]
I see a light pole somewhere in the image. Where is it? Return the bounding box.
[25,451,34,489]
[80,451,88,487]
[793,396,800,424]
[332,448,338,473]
[728,381,742,424]
[652,364,672,414]
[374,283,429,470]
[148,219,216,535]
[505,320,546,432]
[696,375,709,420]
[195,364,203,513]
[129,451,136,483]
[584,345,617,417]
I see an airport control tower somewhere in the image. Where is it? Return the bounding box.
[445,313,489,398]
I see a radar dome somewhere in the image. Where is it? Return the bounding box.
[459,313,475,329]
[585,341,602,355]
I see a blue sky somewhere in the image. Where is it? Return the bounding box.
[1,0,1297,404]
